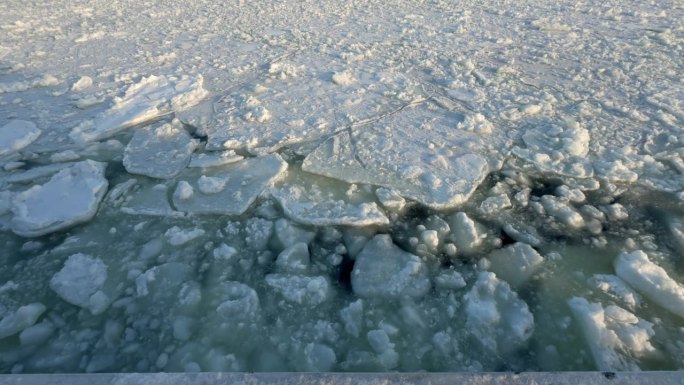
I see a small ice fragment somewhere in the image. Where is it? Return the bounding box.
[71,76,93,92]
[487,243,544,288]
[0,120,41,157]
[49,253,109,315]
[197,175,227,194]
[0,303,46,339]
[275,242,310,273]
[164,226,205,246]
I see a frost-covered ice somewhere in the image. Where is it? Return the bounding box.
[1,0,684,374]
[9,160,108,237]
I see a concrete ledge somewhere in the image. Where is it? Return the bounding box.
[0,372,683,385]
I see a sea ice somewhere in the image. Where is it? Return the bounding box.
[10,160,108,237]
[614,250,684,318]
[351,234,430,299]
[0,303,46,339]
[265,274,330,306]
[173,154,287,215]
[123,120,199,179]
[49,253,109,315]
[487,242,544,288]
[0,120,41,157]
[70,74,208,142]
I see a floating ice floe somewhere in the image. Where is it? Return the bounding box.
[123,120,199,179]
[265,274,330,306]
[271,170,389,227]
[487,242,544,288]
[588,274,642,311]
[173,154,287,215]
[70,74,208,142]
[303,103,507,209]
[0,303,46,339]
[568,297,655,371]
[351,234,430,299]
[10,160,108,237]
[465,272,534,354]
[49,253,110,315]
[614,250,684,319]
[0,120,41,157]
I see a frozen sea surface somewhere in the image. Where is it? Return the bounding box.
[0,0,683,374]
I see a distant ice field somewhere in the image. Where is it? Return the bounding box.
[0,0,683,373]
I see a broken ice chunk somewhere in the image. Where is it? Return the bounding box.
[375,187,406,212]
[351,234,430,299]
[49,253,110,315]
[274,218,315,249]
[265,274,330,306]
[275,242,310,274]
[173,154,287,215]
[487,243,544,288]
[589,274,641,311]
[0,120,41,157]
[465,272,534,354]
[448,212,486,255]
[123,120,199,179]
[0,303,46,339]
[10,160,108,237]
[70,74,208,142]
[614,250,684,318]
[271,172,389,227]
[164,226,205,246]
[568,297,655,371]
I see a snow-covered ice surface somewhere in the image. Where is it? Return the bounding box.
[0,0,683,374]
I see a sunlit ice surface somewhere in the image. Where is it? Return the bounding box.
[0,0,683,373]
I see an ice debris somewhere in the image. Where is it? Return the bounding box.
[0,120,41,157]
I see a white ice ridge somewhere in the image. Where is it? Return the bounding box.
[0,120,41,157]
[123,120,199,179]
[271,170,389,227]
[173,154,287,215]
[568,297,655,371]
[465,272,534,355]
[10,160,108,237]
[303,102,507,209]
[70,74,208,143]
[614,250,684,319]
[351,234,430,299]
[49,253,110,315]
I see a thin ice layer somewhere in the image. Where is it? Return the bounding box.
[351,234,430,299]
[10,160,108,237]
[123,120,199,179]
[70,75,208,142]
[0,120,41,157]
[614,250,684,319]
[172,154,287,215]
[271,170,388,227]
[303,103,506,209]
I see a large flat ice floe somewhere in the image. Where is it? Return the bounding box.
[10,160,108,237]
[70,75,208,143]
[303,103,508,209]
[173,154,287,215]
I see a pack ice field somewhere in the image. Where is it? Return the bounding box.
[0,0,683,373]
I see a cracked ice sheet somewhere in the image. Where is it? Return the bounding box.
[178,53,421,155]
[270,168,389,227]
[123,120,199,179]
[69,74,208,143]
[172,154,287,215]
[302,102,511,210]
